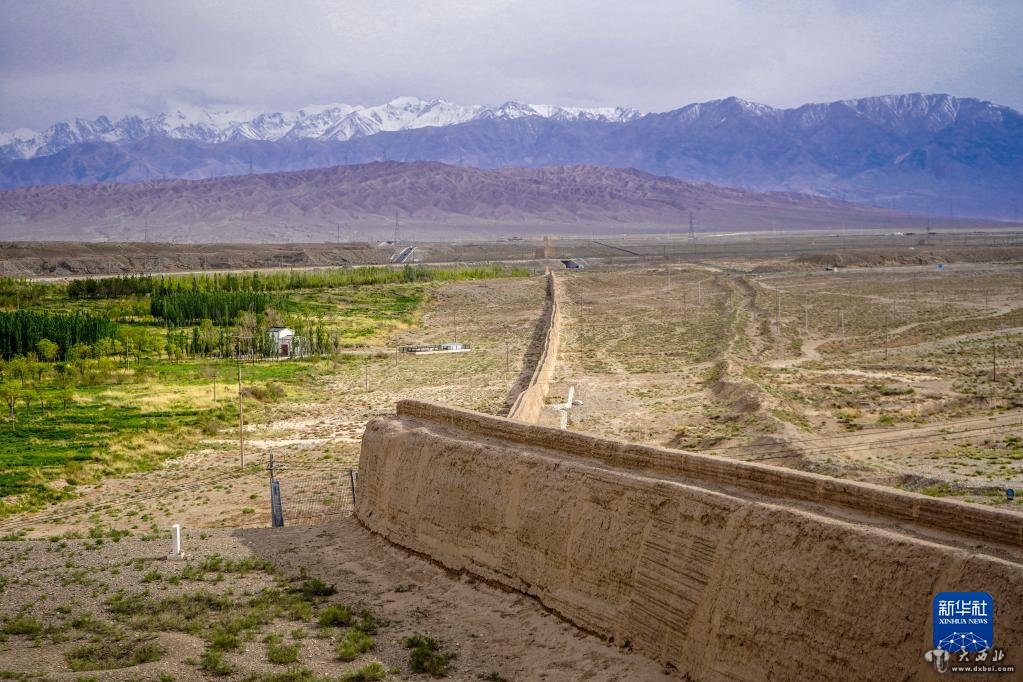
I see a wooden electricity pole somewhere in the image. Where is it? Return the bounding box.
[992,342,998,383]
[884,312,890,362]
[237,352,245,468]
[234,334,252,468]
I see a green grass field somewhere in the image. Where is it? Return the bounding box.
[0,265,528,517]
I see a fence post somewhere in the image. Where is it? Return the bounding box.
[348,468,357,507]
[270,479,284,528]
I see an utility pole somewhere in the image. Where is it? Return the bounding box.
[803,305,810,336]
[337,223,341,243]
[883,311,890,362]
[992,342,998,383]
[237,347,245,468]
[688,212,696,241]
[393,211,399,244]
[838,307,845,337]
[234,334,251,468]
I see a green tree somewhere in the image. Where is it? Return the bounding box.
[56,388,75,412]
[198,319,217,355]
[8,356,29,386]
[0,382,18,419]
[36,338,59,363]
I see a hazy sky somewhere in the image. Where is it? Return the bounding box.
[2,0,1022,130]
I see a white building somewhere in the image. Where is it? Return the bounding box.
[268,327,295,357]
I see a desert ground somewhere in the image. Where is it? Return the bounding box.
[555,260,1023,506]
[1,233,1022,679]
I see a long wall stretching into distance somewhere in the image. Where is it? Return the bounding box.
[356,401,1023,681]
[507,271,561,423]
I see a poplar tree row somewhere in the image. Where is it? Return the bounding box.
[149,291,279,326]
[68,264,528,299]
[0,310,119,360]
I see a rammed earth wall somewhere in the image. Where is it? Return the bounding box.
[507,271,561,423]
[356,400,1023,681]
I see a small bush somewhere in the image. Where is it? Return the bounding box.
[1,613,43,636]
[200,648,235,676]
[292,578,336,598]
[341,661,388,682]
[266,634,300,664]
[318,604,352,628]
[65,638,163,671]
[355,609,379,634]
[248,668,318,682]
[336,629,374,661]
[404,634,455,676]
[208,625,241,652]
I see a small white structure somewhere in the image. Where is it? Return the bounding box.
[398,342,472,355]
[167,523,186,561]
[268,327,295,357]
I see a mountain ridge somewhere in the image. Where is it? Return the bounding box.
[0,96,641,160]
[2,93,1020,220]
[0,160,982,243]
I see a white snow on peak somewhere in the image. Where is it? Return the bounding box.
[1,96,641,158]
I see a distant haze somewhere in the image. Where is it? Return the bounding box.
[1,0,1022,130]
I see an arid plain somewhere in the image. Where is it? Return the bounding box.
[1,231,1021,680]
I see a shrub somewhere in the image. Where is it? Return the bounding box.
[64,638,163,671]
[266,633,300,665]
[404,634,455,676]
[317,604,352,628]
[292,578,336,598]
[208,625,241,652]
[336,629,374,661]
[341,661,388,682]
[200,648,235,676]
[1,613,43,636]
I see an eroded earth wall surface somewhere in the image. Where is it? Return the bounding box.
[356,400,1023,681]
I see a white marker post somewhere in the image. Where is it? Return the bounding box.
[552,386,576,430]
[167,523,185,561]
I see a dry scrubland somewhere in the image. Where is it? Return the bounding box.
[556,262,1023,508]
[0,274,584,681]
[3,247,1023,679]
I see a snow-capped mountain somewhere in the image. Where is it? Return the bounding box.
[2,93,1020,220]
[0,97,641,160]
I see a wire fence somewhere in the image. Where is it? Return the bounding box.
[270,454,358,527]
